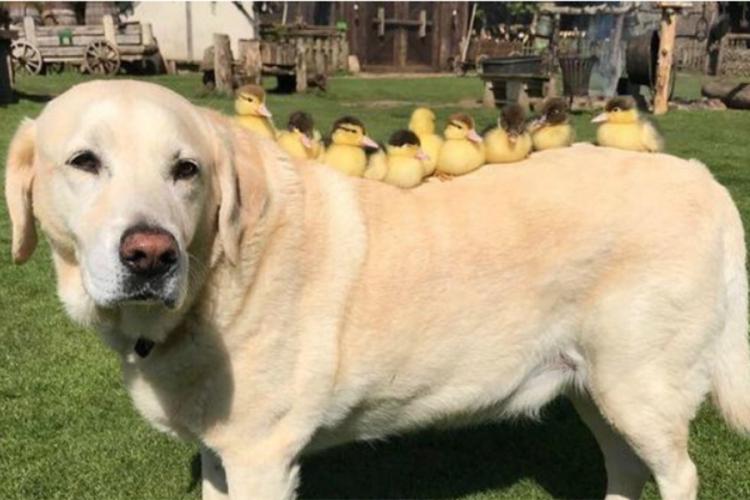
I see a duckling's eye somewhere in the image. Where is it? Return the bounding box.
[611,107,621,112]
[172,159,200,181]
[68,150,101,174]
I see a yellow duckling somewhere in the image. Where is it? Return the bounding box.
[365,130,428,189]
[435,113,485,179]
[529,97,575,151]
[234,84,276,139]
[277,111,323,160]
[592,96,664,152]
[323,116,379,177]
[408,107,443,177]
[484,103,533,164]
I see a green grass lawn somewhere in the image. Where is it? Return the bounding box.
[2,71,750,500]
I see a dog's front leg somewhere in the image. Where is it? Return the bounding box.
[223,454,300,500]
[201,446,229,500]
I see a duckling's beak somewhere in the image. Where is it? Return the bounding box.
[300,133,313,149]
[508,133,519,145]
[591,112,608,123]
[258,103,273,118]
[468,129,483,143]
[361,135,379,149]
[528,116,545,132]
[416,149,429,162]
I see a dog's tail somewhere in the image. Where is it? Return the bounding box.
[711,194,750,435]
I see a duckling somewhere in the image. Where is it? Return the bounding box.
[234,84,276,139]
[365,130,428,188]
[529,98,575,151]
[435,113,485,179]
[277,111,323,160]
[592,96,664,152]
[484,103,533,164]
[323,116,379,177]
[408,107,443,177]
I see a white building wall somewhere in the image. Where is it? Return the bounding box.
[129,1,256,63]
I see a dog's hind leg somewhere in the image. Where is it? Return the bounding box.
[569,391,649,500]
[584,364,704,500]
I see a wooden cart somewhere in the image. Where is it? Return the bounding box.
[202,25,349,93]
[10,15,158,76]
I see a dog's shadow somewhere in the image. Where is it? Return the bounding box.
[190,398,605,499]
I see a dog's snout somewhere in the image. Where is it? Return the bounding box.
[119,226,178,277]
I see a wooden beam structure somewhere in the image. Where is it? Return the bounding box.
[653,6,679,115]
[538,3,635,15]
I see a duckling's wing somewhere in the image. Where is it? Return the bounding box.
[640,119,664,152]
[364,151,388,181]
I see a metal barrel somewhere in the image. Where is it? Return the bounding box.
[558,55,597,96]
[626,30,659,86]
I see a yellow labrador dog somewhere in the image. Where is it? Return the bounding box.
[6,80,750,500]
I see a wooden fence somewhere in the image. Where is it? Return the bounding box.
[675,36,708,73]
[717,34,750,77]
[261,34,349,76]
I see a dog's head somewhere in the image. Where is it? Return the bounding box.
[5,80,260,340]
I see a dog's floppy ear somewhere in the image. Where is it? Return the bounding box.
[201,109,243,266]
[5,119,38,264]
[214,137,242,266]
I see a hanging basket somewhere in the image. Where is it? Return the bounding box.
[558,55,597,97]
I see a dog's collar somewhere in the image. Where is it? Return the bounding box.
[134,338,156,358]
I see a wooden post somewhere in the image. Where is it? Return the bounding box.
[213,33,233,94]
[331,37,340,72]
[482,81,495,108]
[716,35,727,76]
[377,8,385,37]
[0,33,15,105]
[460,2,478,65]
[142,23,154,46]
[341,37,349,71]
[23,16,36,46]
[653,7,678,115]
[418,10,427,38]
[102,15,116,46]
[295,38,307,93]
[322,38,331,74]
[238,38,261,85]
[314,38,324,76]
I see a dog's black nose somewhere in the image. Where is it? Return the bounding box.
[119,226,178,277]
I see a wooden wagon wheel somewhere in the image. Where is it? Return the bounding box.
[11,40,43,75]
[83,40,121,76]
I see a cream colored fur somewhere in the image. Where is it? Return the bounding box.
[6,80,750,500]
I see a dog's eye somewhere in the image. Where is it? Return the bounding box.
[68,151,100,174]
[172,159,200,181]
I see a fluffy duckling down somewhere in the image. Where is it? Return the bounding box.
[529,98,575,151]
[408,107,443,177]
[365,130,428,189]
[323,116,379,177]
[234,84,276,139]
[592,96,664,153]
[436,113,485,178]
[277,111,323,160]
[484,103,533,164]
